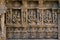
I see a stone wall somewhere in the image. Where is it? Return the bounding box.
[0,0,60,40]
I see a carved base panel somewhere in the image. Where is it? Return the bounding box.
[5,9,58,39]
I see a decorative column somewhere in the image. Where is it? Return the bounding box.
[58,0,60,40]
[59,0,60,8]
[58,10,60,40]
[0,0,7,40]
[38,0,44,27]
[22,0,27,27]
[1,13,6,40]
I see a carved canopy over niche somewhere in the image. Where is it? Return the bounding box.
[43,1,59,8]
[44,0,58,1]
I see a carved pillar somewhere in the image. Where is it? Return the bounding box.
[0,0,6,40]
[1,13,6,40]
[58,9,60,40]
[59,0,60,8]
[22,0,27,27]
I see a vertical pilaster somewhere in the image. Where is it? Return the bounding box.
[39,0,44,27]
[1,13,6,40]
[58,0,60,40]
[58,10,60,40]
[59,0,60,8]
[22,0,27,27]
[0,0,6,40]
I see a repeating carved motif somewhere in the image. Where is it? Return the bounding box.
[6,9,22,27]
[5,0,58,40]
[6,9,58,39]
[28,9,37,26]
[12,9,21,25]
[43,10,52,24]
[5,10,12,25]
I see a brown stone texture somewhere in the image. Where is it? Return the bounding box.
[0,0,60,40]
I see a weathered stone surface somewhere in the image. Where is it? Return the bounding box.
[0,0,60,40]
